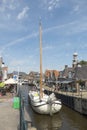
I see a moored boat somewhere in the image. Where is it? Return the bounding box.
[28,20,62,115]
[29,90,62,115]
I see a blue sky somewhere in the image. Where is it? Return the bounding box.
[0,0,87,73]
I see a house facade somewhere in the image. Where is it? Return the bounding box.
[28,71,40,83]
[45,70,60,82]
[58,53,87,93]
[72,66,87,92]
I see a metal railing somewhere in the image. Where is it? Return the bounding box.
[18,87,33,130]
[20,94,26,130]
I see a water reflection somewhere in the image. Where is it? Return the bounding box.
[33,112,62,130]
[31,105,87,130]
[60,105,87,130]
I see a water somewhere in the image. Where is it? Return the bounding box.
[31,105,87,130]
[22,85,87,130]
[33,112,62,130]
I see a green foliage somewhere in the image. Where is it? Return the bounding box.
[79,60,87,65]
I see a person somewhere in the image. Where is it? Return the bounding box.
[55,84,59,91]
[11,87,14,96]
[53,84,56,91]
[10,85,16,96]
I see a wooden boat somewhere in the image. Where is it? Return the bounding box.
[28,21,62,115]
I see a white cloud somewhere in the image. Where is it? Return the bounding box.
[44,17,87,36]
[48,0,60,11]
[0,0,17,12]
[17,6,29,20]
[0,0,20,22]
[0,0,29,22]
[2,18,87,52]
[1,31,38,55]
[41,0,60,11]
[44,21,76,33]
[70,0,87,14]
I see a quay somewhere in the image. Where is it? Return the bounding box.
[0,94,19,130]
[44,86,87,115]
[0,90,37,130]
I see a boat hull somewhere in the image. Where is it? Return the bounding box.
[28,91,62,115]
[31,100,62,114]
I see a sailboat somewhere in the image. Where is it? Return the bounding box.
[28,21,62,115]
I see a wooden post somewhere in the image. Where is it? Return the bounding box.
[76,82,80,95]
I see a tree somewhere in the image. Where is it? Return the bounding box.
[79,60,87,66]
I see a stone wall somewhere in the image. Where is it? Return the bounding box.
[56,93,87,115]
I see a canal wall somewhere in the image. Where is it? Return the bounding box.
[44,87,87,115]
[55,93,87,115]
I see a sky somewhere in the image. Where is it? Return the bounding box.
[0,0,87,74]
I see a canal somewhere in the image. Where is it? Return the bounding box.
[21,85,87,130]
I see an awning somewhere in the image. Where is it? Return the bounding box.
[4,78,18,84]
[0,82,5,88]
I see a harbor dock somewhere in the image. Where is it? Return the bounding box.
[0,89,37,130]
[0,94,19,130]
[44,86,87,115]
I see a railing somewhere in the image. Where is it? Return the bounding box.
[18,87,36,130]
[20,93,27,130]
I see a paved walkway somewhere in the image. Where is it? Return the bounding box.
[44,85,87,99]
[0,94,19,130]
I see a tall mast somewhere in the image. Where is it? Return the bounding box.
[39,20,43,98]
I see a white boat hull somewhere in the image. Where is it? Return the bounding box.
[28,91,62,115]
